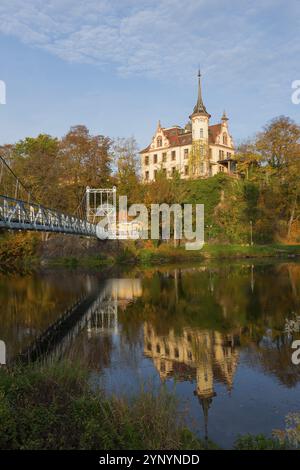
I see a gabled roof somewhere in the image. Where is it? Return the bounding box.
[208,124,222,144]
[163,128,192,147]
[140,123,228,153]
[140,126,192,153]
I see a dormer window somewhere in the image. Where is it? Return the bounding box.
[200,128,203,138]
[223,133,228,145]
[157,136,162,147]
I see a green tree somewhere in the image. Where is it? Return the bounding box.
[12,134,60,208]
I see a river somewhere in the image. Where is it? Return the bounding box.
[1,259,300,448]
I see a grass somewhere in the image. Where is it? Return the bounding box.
[0,362,210,450]
[234,434,284,450]
[43,243,300,269]
[124,242,300,266]
[45,255,115,268]
[0,362,298,450]
[201,243,300,259]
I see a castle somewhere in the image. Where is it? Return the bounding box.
[140,71,235,181]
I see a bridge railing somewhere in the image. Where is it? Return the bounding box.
[0,194,97,236]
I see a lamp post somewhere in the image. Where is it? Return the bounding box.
[250,220,253,246]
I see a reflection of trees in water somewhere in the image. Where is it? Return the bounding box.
[241,331,300,388]
[65,330,113,371]
[0,271,99,357]
[120,262,300,388]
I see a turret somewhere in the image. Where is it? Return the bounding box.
[221,110,229,128]
[189,70,211,142]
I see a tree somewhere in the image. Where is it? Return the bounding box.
[113,137,141,204]
[256,116,300,169]
[11,134,60,208]
[143,169,188,246]
[235,141,261,180]
[256,117,300,239]
[59,125,113,212]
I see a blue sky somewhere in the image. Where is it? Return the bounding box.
[0,0,299,149]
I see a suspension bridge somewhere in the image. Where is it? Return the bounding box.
[0,155,116,238]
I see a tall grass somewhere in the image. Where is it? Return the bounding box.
[0,362,206,450]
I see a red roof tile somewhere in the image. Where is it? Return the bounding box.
[208,124,222,144]
[140,123,224,153]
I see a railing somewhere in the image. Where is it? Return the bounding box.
[14,285,119,364]
[0,194,97,237]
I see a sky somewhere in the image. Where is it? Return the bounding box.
[0,0,299,149]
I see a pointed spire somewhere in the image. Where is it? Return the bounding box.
[221,110,228,122]
[190,69,210,118]
[157,119,162,130]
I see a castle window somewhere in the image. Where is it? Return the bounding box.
[163,168,167,176]
[227,152,231,159]
[145,171,149,180]
[154,169,157,180]
[171,150,176,161]
[188,351,193,360]
[165,346,170,356]
[184,165,189,176]
[223,133,228,145]
[162,152,167,162]
[174,348,179,358]
[200,162,204,174]
[200,146,204,156]
[157,136,162,147]
[172,167,176,175]
[153,154,158,164]
[156,344,161,353]
[200,128,203,138]
[209,148,212,158]
[147,342,152,351]
[184,148,189,159]
[145,155,149,165]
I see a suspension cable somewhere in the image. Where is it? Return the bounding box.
[0,154,37,203]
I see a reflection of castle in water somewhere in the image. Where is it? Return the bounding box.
[87,279,143,336]
[144,323,239,440]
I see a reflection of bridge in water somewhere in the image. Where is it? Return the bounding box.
[14,278,142,365]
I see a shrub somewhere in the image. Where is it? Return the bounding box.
[0,362,206,450]
[234,434,283,450]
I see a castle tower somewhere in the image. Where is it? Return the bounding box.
[189,70,211,177]
[221,110,229,126]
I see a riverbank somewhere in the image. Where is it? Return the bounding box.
[45,242,300,268]
[0,362,211,450]
[1,231,300,270]
[0,362,297,450]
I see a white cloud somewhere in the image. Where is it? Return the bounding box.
[0,0,299,83]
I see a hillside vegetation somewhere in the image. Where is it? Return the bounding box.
[0,116,299,266]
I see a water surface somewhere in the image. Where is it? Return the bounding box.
[1,260,300,448]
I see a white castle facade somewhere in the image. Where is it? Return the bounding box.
[140,71,236,182]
